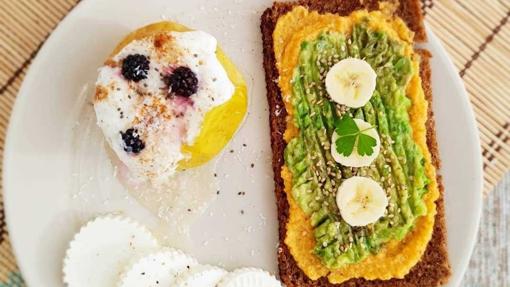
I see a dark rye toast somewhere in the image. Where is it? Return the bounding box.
[260,1,451,286]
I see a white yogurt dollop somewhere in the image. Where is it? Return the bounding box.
[94,31,234,186]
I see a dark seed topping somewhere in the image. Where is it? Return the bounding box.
[164,66,198,97]
[120,128,145,154]
[121,54,150,82]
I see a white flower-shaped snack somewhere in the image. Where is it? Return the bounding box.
[118,248,198,287]
[63,215,159,287]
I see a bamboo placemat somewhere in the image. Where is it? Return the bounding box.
[0,0,509,284]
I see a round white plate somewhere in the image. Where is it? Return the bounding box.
[3,0,482,286]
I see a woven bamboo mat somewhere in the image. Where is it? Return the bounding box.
[0,0,509,284]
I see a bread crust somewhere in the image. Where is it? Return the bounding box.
[260,1,451,286]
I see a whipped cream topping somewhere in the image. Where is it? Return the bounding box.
[94,30,234,185]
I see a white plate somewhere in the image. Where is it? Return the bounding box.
[3,0,482,286]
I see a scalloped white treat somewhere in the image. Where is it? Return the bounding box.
[62,215,159,287]
[174,265,227,287]
[217,268,282,287]
[118,248,198,287]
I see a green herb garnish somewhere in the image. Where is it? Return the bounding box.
[335,115,377,156]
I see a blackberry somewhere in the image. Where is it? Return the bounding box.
[164,66,198,97]
[121,54,150,82]
[120,128,145,154]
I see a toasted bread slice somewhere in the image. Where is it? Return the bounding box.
[260,1,451,286]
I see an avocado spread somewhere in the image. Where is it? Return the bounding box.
[284,22,430,268]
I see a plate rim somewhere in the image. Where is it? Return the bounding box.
[424,24,483,286]
[2,0,90,283]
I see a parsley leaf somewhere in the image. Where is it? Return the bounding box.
[335,115,359,136]
[335,134,357,156]
[334,115,377,157]
[357,133,377,156]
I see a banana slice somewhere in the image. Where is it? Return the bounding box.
[63,215,159,287]
[325,58,377,108]
[336,176,388,227]
[174,265,227,287]
[331,118,380,167]
[217,268,282,287]
[118,248,198,287]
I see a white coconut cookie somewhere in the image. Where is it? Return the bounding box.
[118,248,197,287]
[217,268,282,287]
[174,264,227,287]
[62,215,159,287]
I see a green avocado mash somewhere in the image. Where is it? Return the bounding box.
[283,22,430,268]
